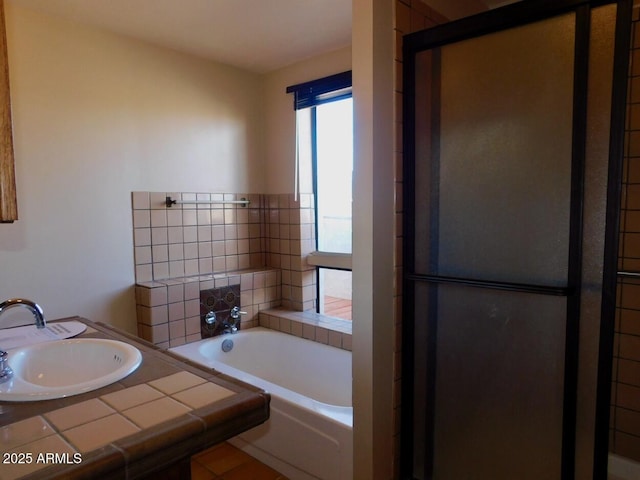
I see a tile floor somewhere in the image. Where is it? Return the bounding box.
[191,442,288,480]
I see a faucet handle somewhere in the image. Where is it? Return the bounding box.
[0,350,13,384]
[204,311,217,326]
[230,306,247,320]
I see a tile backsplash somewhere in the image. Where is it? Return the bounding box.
[132,192,265,282]
[132,191,317,347]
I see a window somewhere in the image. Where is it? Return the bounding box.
[287,72,353,320]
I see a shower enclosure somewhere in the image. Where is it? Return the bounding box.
[401,0,632,479]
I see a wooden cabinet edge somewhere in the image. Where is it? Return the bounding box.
[0,0,17,223]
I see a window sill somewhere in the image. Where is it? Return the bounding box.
[307,251,352,270]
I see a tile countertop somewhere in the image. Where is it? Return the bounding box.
[0,317,270,480]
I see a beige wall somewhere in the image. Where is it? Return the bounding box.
[352,0,395,477]
[263,46,352,194]
[1,4,264,332]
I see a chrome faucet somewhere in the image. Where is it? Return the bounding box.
[204,307,246,335]
[0,298,46,383]
[0,298,46,329]
[225,306,246,334]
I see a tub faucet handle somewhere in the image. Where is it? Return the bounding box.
[205,311,217,326]
[230,307,247,320]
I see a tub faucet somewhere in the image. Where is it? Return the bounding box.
[0,298,46,383]
[224,306,247,334]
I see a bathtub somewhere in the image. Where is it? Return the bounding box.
[609,453,640,480]
[170,327,353,480]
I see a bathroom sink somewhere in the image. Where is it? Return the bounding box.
[0,338,142,401]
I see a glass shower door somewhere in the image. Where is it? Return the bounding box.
[402,1,631,479]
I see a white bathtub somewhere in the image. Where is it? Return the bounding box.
[170,327,353,480]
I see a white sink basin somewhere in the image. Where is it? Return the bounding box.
[0,338,142,401]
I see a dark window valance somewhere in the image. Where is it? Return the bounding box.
[286,71,352,110]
